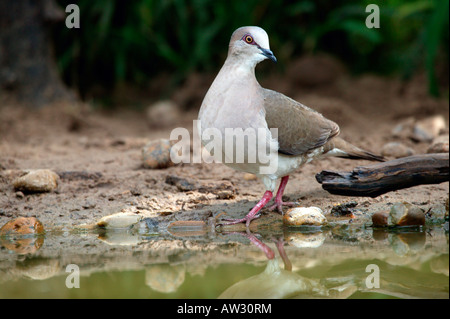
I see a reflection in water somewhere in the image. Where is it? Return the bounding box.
[284,229,325,248]
[219,232,356,298]
[0,225,448,299]
[145,264,186,293]
[0,236,44,255]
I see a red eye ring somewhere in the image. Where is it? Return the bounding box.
[243,35,254,44]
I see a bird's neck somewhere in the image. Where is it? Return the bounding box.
[222,56,259,83]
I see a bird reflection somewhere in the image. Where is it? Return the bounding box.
[218,230,356,299]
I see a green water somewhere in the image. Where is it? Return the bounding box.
[0,226,448,299]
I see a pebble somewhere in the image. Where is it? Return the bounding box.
[427,134,449,153]
[13,169,59,193]
[283,207,327,226]
[381,142,415,158]
[426,203,447,224]
[0,217,45,236]
[372,210,389,227]
[146,100,182,128]
[389,202,425,226]
[391,117,415,139]
[412,115,446,142]
[331,201,357,217]
[243,173,257,181]
[97,212,142,229]
[15,191,25,199]
[142,139,175,169]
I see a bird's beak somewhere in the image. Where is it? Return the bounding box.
[259,47,277,63]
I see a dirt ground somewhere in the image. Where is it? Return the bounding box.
[0,62,449,236]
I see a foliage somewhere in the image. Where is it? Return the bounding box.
[52,0,449,99]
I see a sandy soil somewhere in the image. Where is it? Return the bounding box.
[0,65,448,236]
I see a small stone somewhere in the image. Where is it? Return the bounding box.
[15,191,25,199]
[142,139,175,169]
[97,212,142,229]
[165,175,196,191]
[426,203,447,224]
[381,142,415,158]
[81,201,96,209]
[0,217,45,236]
[216,190,235,199]
[372,211,389,227]
[427,135,449,153]
[283,207,327,226]
[13,169,59,193]
[412,115,446,142]
[392,117,415,138]
[389,202,425,226]
[243,173,257,181]
[146,100,182,128]
[330,201,357,217]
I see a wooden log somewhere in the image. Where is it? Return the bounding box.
[315,153,449,197]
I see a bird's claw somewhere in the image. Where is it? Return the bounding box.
[267,201,298,214]
[216,213,261,228]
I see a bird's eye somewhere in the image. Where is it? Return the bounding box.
[244,35,254,44]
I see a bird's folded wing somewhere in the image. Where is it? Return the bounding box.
[263,89,340,156]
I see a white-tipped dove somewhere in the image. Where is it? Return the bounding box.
[198,26,384,227]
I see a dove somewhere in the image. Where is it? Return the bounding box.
[197,26,383,227]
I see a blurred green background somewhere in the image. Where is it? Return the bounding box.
[51,0,449,102]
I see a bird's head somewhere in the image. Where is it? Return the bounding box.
[228,26,277,66]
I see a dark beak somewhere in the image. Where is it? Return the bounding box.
[259,47,277,63]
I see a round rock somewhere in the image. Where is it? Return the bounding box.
[412,115,446,142]
[283,207,327,226]
[97,212,142,229]
[372,210,389,227]
[142,138,175,169]
[146,100,182,128]
[13,169,59,193]
[389,202,425,226]
[427,135,449,153]
[0,217,45,236]
[381,142,414,158]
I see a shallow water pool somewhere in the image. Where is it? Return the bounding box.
[0,224,448,299]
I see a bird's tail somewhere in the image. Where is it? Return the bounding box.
[323,137,385,162]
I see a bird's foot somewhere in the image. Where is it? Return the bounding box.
[216,213,261,228]
[267,201,298,214]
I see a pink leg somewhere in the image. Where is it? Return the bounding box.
[218,191,273,228]
[268,176,297,214]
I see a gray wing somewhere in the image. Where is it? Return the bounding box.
[263,89,340,156]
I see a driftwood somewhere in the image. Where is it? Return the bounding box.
[315,153,449,197]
